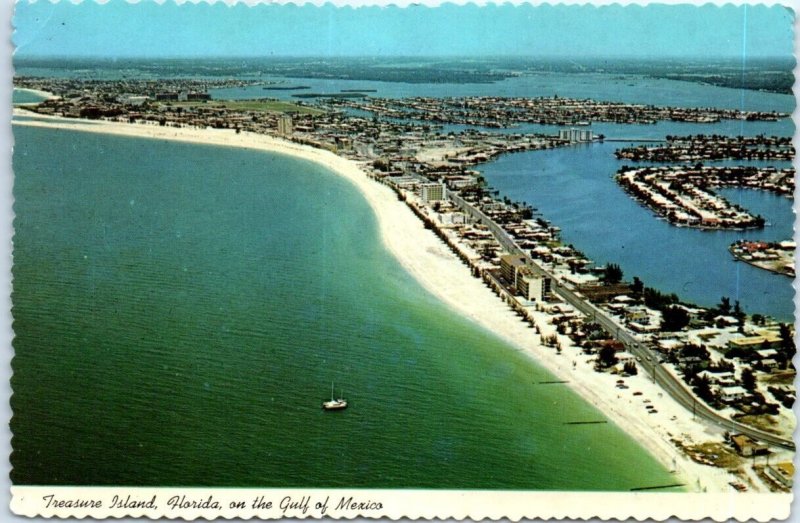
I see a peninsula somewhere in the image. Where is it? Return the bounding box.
[615,165,794,229]
[13,76,796,493]
[615,135,794,162]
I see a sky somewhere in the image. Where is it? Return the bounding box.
[11,1,796,59]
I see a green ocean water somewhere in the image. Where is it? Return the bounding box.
[10,125,678,489]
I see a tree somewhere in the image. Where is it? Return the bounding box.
[733,301,746,331]
[778,323,796,369]
[643,287,679,311]
[598,345,618,368]
[779,323,795,352]
[623,361,638,375]
[741,367,757,391]
[693,374,713,402]
[718,296,732,316]
[661,306,690,332]
[631,276,644,295]
[603,263,623,285]
[733,300,743,318]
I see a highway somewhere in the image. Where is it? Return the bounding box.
[447,190,795,451]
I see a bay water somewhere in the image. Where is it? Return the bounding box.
[479,123,794,321]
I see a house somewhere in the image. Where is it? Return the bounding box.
[696,370,736,386]
[718,385,748,403]
[625,306,650,324]
[730,434,768,457]
[714,315,739,327]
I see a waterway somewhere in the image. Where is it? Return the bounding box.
[207,72,793,113]
[478,138,794,321]
[10,124,678,488]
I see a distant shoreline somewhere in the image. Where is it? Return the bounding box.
[13,109,740,492]
[13,87,59,101]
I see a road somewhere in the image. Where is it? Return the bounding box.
[553,281,795,451]
[447,190,795,451]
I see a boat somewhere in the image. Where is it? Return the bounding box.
[322,383,347,411]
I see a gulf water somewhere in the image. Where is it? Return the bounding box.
[10,125,679,489]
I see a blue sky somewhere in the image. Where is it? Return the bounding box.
[12,1,795,59]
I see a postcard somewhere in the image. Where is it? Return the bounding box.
[6,0,796,520]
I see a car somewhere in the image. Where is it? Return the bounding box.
[633,391,643,396]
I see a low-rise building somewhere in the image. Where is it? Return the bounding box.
[727,331,782,352]
[767,462,794,488]
[730,434,768,457]
[718,385,749,404]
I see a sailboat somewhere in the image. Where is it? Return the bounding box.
[322,382,347,411]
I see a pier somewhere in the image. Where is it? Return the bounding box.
[630,483,686,491]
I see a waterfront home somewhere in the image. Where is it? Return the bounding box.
[727,331,782,352]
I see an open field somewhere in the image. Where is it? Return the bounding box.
[163,99,325,115]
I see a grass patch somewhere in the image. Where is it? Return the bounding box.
[164,99,325,115]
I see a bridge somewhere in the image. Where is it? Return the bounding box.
[603,138,665,143]
[447,189,795,452]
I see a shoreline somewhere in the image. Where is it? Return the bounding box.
[13,87,59,102]
[729,247,795,279]
[13,110,745,492]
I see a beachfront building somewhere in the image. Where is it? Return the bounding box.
[517,269,552,302]
[500,254,527,286]
[278,115,293,136]
[727,330,782,352]
[500,254,552,301]
[420,182,446,203]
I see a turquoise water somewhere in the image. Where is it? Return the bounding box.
[10,125,678,489]
[12,88,48,104]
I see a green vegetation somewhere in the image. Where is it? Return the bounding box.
[167,99,325,115]
[602,263,623,284]
[661,306,690,332]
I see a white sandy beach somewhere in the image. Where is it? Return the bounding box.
[12,110,752,493]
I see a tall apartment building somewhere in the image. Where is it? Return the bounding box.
[277,115,293,136]
[500,254,552,302]
[420,182,446,202]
